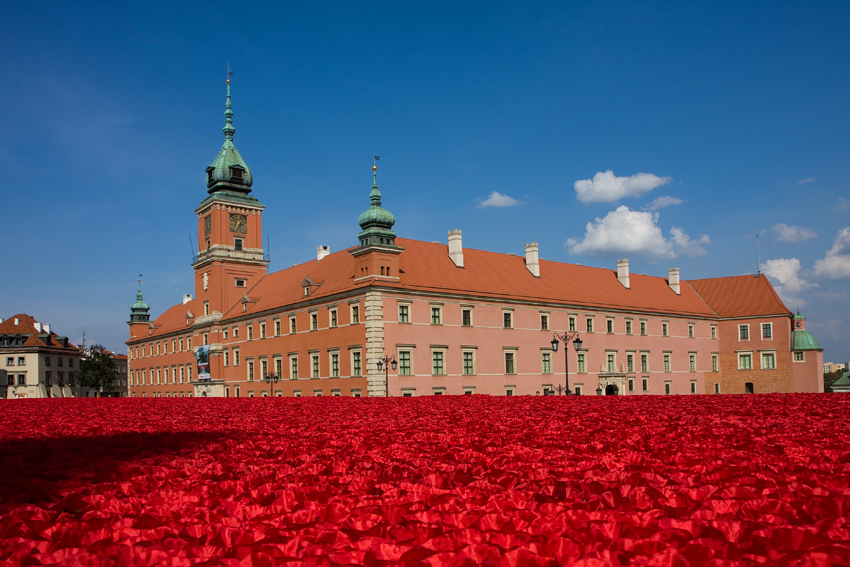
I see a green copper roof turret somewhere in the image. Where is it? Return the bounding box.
[357,164,397,247]
[790,310,823,351]
[130,279,151,323]
[205,76,253,194]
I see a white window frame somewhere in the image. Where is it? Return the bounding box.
[761,351,776,370]
[462,349,476,375]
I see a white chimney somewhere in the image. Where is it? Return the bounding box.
[669,267,681,295]
[44,323,51,333]
[183,294,192,305]
[525,242,540,277]
[14,318,19,325]
[617,258,630,289]
[448,230,463,268]
[34,322,42,332]
[317,245,330,261]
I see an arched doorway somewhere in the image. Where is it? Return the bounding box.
[605,384,619,396]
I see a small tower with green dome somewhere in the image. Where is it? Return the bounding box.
[128,277,151,340]
[790,310,823,352]
[357,164,397,247]
[350,162,404,281]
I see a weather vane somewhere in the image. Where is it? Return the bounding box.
[227,64,233,83]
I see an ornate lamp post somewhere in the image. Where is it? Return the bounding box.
[376,355,397,397]
[264,372,279,397]
[550,333,583,395]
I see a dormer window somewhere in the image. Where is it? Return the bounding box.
[206,169,213,181]
[230,167,243,180]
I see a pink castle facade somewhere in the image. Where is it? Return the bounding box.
[126,85,824,398]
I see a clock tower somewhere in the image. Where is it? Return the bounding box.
[192,77,268,316]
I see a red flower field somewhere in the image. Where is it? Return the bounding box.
[1,394,849,566]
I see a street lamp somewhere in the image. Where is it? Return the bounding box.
[264,372,279,397]
[376,355,397,397]
[550,332,583,395]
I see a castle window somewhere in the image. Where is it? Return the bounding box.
[462,308,473,327]
[504,351,516,374]
[234,238,243,251]
[230,167,243,180]
[463,350,476,375]
[398,351,412,375]
[761,352,776,369]
[235,279,246,287]
[431,306,442,325]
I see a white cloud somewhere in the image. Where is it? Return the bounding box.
[646,196,683,210]
[797,177,816,184]
[761,257,811,308]
[813,227,850,280]
[670,227,710,257]
[574,170,671,203]
[565,206,709,262]
[771,223,817,243]
[477,191,520,208]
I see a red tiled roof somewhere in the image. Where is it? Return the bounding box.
[224,239,716,319]
[393,239,716,317]
[140,240,791,338]
[0,314,78,351]
[143,299,203,339]
[689,275,791,318]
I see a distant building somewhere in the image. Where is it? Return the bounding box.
[0,314,85,399]
[126,81,825,398]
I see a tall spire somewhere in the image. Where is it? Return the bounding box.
[223,66,235,140]
[205,68,253,194]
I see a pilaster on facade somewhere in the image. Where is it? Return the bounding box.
[364,290,386,397]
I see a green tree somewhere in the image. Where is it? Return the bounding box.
[78,345,116,396]
[824,369,843,393]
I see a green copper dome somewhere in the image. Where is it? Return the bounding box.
[129,279,151,323]
[791,311,823,351]
[357,165,397,247]
[205,79,253,194]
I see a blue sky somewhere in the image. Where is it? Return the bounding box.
[3,1,849,363]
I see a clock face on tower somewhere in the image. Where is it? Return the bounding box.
[229,214,247,233]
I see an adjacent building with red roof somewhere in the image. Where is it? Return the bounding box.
[1,314,83,399]
[126,84,824,398]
